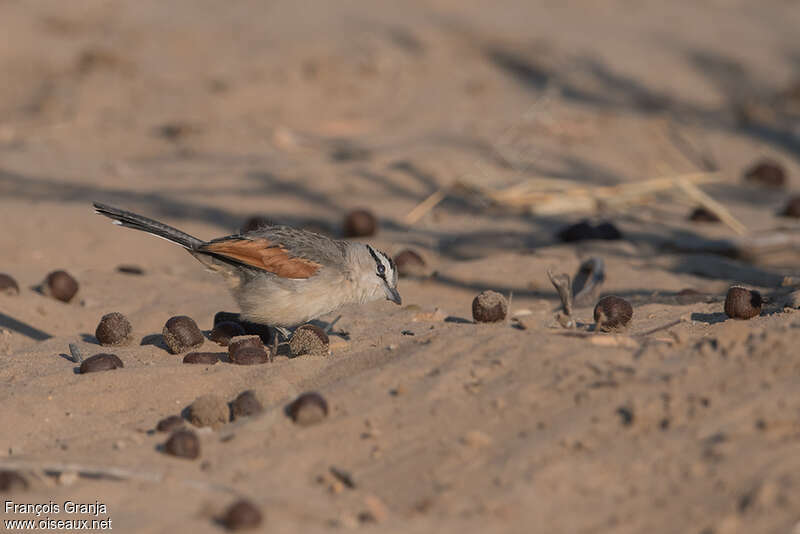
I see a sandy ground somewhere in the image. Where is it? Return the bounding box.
[2,1,800,532]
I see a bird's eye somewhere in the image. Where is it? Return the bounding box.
[377,264,386,276]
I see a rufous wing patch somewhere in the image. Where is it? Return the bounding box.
[201,238,320,279]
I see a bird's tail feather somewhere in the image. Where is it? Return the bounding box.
[92,202,203,250]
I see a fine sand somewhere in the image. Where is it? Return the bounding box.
[2,1,800,532]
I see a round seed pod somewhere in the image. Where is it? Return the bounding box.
[780,195,800,218]
[343,209,377,237]
[221,499,263,530]
[289,324,329,357]
[162,315,204,354]
[394,249,427,278]
[164,429,200,459]
[724,286,762,320]
[79,353,124,374]
[228,335,269,365]
[472,290,508,323]
[593,296,633,332]
[230,390,264,420]
[187,394,229,429]
[0,470,28,492]
[182,352,221,365]
[209,321,245,346]
[156,415,185,433]
[43,270,79,302]
[95,312,133,346]
[286,392,328,426]
[0,273,19,296]
[744,159,785,188]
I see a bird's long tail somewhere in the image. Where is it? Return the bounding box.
[92,202,204,250]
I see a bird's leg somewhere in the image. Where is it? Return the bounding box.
[271,326,293,360]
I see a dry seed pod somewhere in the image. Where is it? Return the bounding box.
[472,290,508,323]
[209,321,245,346]
[394,249,427,278]
[289,324,329,357]
[744,159,785,188]
[156,415,185,433]
[0,273,19,296]
[162,315,204,354]
[724,286,762,320]
[182,352,221,365]
[230,390,264,420]
[228,335,268,365]
[95,312,133,346]
[79,353,124,373]
[221,499,263,530]
[43,270,79,302]
[187,394,229,429]
[343,209,377,237]
[164,429,200,459]
[593,296,633,332]
[286,392,328,426]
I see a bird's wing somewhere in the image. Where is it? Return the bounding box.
[199,237,321,279]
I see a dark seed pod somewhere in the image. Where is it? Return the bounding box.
[156,415,185,432]
[164,429,200,459]
[0,273,19,296]
[289,324,329,357]
[343,209,377,237]
[472,290,508,323]
[221,499,263,530]
[162,315,204,354]
[213,312,272,345]
[187,394,229,429]
[209,321,245,346]
[593,296,633,332]
[230,390,264,420]
[689,207,720,223]
[95,312,133,346]
[116,264,144,275]
[79,353,124,374]
[285,392,328,426]
[230,346,268,365]
[0,470,29,492]
[394,249,427,278]
[744,159,785,188]
[43,270,79,302]
[724,286,762,320]
[182,352,221,365]
[780,195,800,218]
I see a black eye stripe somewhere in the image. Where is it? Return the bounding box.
[366,246,386,278]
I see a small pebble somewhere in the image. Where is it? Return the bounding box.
[95,312,133,346]
[229,335,269,365]
[164,429,200,459]
[241,215,270,233]
[187,394,229,429]
[343,209,377,237]
[162,315,204,354]
[472,290,508,323]
[79,353,124,374]
[221,499,262,530]
[43,270,79,302]
[780,195,800,218]
[688,207,720,223]
[209,321,246,346]
[0,470,29,492]
[593,296,633,332]
[230,390,264,420]
[0,273,19,296]
[394,249,427,278]
[286,392,329,426]
[289,324,330,357]
[183,352,221,365]
[724,286,762,320]
[156,415,185,432]
[744,159,785,188]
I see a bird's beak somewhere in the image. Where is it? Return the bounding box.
[385,286,402,305]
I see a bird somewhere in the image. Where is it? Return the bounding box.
[92,202,401,350]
